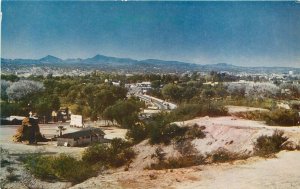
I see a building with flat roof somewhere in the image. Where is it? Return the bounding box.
[57,127,106,147]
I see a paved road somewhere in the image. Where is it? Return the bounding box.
[128,85,177,110]
[136,94,167,110]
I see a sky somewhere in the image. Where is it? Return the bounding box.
[1,1,300,67]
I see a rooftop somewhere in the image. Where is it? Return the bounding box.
[59,127,105,139]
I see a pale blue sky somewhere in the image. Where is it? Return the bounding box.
[2,1,300,67]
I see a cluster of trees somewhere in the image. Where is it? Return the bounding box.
[1,74,142,123]
[170,102,228,121]
[160,82,227,103]
[1,78,61,119]
[2,71,299,124]
[226,82,300,100]
[67,83,128,120]
[103,99,144,128]
[225,82,280,99]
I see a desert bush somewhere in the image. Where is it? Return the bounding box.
[82,138,135,167]
[153,147,166,161]
[147,154,205,170]
[234,108,299,126]
[175,140,197,156]
[148,123,206,145]
[171,103,228,121]
[127,114,206,145]
[209,148,248,163]
[82,144,111,165]
[24,154,96,183]
[149,123,188,145]
[224,98,274,109]
[126,122,148,143]
[184,124,206,140]
[148,141,205,170]
[254,130,289,157]
[126,112,207,145]
[264,109,299,126]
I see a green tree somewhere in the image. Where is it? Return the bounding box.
[103,100,142,128]
[162,84,183,102]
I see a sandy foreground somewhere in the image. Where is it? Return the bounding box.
[70,150,300,189]
[70,115,300,189]
[177,150,300,189]
[1,113,300,189]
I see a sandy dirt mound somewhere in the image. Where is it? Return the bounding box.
[70,168,201,189]
[71,116,300,189]
[176,150,300,189]
[175,116,300,154]
[71,151,300,189]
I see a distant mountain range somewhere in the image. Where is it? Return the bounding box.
[2,54,300,74]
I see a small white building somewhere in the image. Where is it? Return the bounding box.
[112,81,121,86]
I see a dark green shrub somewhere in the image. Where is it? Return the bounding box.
[0,102,27,117]
[265,109,299,126]
[147,141,205,170]
[184,124,206,139]
[149,123,187,145]
[254,130,289,157]
[171,103,228,121]
[209,148,248,163]
[24,154,96,184]
[175,140,197,155]
[24,155,55,180]
[234,109,299,126]
[147,155,205,170]
[126,123,148,143]
[82,144,111,165]
[51,154,96,183]
[82,138,135,168]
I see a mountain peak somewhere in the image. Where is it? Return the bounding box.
[92,54,104,58]
[215,63,230,66]
[39,55,62,63]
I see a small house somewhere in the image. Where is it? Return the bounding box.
[57,127,106,147]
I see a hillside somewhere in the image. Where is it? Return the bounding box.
[2,55,300,74]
